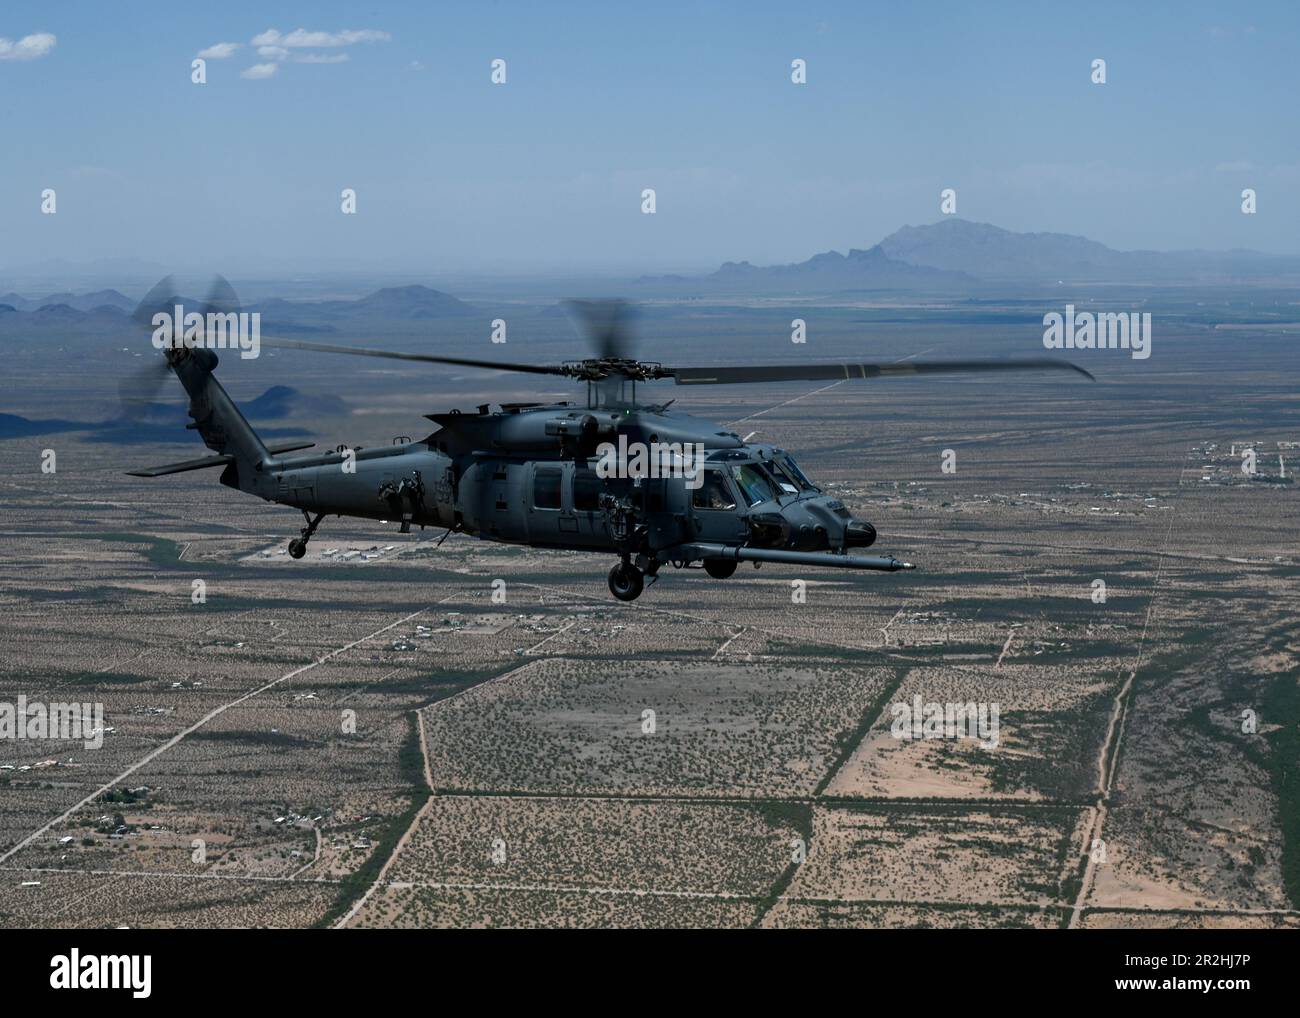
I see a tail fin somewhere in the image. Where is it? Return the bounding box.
[170,347,273,489]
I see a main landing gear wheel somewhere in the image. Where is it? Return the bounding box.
[608,562,645,601]
[288,539,307,559]
[704,559,737,579]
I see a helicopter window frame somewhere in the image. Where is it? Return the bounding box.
[729,463,778,507]
[778,453,819,492]
[532,466,563,511]
[692,469,738,511]
[761,459,801,496]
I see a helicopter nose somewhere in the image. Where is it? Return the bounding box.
[749,498,871,553]
[777,499,876,552]
[789,520,830,551]
[770,500,836,551]
[845,519,877,548]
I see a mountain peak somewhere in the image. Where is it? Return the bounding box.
[354,285,476,317]
[698,242,974,293]
[879,219,1118,280]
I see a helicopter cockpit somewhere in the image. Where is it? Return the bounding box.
[735,453,817,502]
[698,447,817,502]
[688,446,876,554]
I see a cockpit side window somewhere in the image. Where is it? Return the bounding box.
[730,464,777,507]
[692,469,737,510]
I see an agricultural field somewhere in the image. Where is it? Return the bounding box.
[1,297,1297,928]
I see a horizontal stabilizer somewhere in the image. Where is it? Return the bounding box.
[126,453,233,477]
[126,440,314,477]
[266,440,316,456]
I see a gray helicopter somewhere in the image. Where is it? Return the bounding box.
[124,284,1092,601]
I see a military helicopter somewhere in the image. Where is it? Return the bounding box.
[124,280,1092,601]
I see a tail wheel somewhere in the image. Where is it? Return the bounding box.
[704,559,737,579]
[607,562,644,601]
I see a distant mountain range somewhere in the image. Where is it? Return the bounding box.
[878,219,1300,283]
[640,220,1300,293]
[256,284,477,321]
[6,227,1300,315]
[708,245,975,291]
[0,284,478,332]
[0,384,342,444]
[0,288,135,313]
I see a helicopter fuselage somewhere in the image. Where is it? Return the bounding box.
[130,347,914,601]
[245,401,894,593]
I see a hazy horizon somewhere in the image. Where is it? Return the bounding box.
[3,1,1299,280]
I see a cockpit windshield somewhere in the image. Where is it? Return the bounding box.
[778,454,819,492]
[729,464,778,506]
[761,459,802,496]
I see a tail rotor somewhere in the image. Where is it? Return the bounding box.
[117,274,241,421]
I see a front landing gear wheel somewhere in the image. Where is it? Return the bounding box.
[608,562,645,601]
[288,539,307,559]
[704,559,737,579]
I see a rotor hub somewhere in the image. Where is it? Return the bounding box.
[560,357,666,382]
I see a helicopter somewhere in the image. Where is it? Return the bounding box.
[124,281,1093,601]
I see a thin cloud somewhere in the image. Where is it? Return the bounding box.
[239,27,386,79]
[0,32,56,61]
[196,42,240,59]
[256,45,347,64]
[251,28,390,48]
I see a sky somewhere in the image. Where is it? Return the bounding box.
[1,0,1298,279]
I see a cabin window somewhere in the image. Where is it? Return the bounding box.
[573,469,603,512]
[692,470,736,510]
[533,467,562,510]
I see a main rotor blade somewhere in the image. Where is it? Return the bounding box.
[566,299,636,360]
[259,337,571,376]
[666,357,1095,385]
